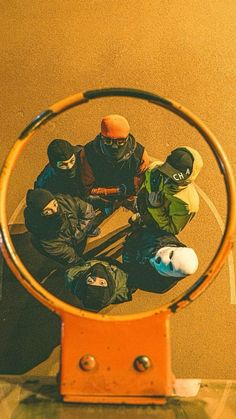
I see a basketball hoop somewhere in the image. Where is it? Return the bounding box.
[0,88,235,403]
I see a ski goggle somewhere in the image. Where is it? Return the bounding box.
[100,134,128,146]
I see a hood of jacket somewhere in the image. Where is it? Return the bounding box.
[183,146,203,183]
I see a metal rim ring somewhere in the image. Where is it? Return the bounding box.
[0,87,235,321]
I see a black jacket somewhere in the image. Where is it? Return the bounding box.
[24,194,96,266]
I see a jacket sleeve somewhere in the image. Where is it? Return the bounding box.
[36,238,84,266]
[168,198,195,233]
[109,268,133,304]
[134,149,150,192]
[144,198,194,235]
[72,196,97,234]
[79,149,96,196]
[112,286,132,304]
[34,170,43,189]
[158,181,197,234]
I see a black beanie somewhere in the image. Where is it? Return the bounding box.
[47,139,74,166]
[26,189,55,213]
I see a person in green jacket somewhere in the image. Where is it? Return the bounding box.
[131,146,203,235]
[65,259,133,311]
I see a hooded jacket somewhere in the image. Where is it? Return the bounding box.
[79,135,149,198]
[122,226,187,293]
[137,147,203,234]
[65,259,133,310]
[34,145,85,197]
[24,194,97,266]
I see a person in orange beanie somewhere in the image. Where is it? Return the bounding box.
[79,114,149,215]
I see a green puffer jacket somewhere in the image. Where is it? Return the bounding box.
[137,147,203,235]
[65,259,132,306]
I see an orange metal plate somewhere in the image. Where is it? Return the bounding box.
[60,312,173,402]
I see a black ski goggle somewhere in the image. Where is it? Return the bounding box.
[100,134,128,147]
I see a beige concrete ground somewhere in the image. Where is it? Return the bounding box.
[1,1,236,382]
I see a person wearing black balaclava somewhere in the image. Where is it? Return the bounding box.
[34,139,85,197]
[65,260,133,311]
[24,188,98,266]
[79,115,149,215]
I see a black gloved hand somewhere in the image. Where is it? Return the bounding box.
[67,256,86,268]
[128,213,144,229]
[150,170,163,192]
[117,184,127,196]
[147,191,164,208]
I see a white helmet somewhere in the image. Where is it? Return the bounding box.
[149,246,198,278]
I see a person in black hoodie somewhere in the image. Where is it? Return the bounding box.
[122,225,199,293]
[34,139,85,197]
[24,189,98,266]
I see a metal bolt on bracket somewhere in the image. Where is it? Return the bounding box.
[134,355,151,372]
[79,354,96,371]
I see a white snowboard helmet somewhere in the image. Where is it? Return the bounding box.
[149,246,198,278]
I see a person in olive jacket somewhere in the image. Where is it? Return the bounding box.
[24,188,98,266]
[79,114,149,215]
[65,259,134,311]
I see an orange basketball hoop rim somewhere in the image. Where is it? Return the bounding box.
[0,87,235,320]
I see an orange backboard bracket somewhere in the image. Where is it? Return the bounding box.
[60,311,173,404]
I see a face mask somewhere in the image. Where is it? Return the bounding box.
[100,135,131,161]
[55,161,77,179]
[149,246,198,278]
[27,204,62,238]
[84,264,116,309]
[41,204,62,226]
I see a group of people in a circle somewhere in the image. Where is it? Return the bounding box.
[24,114,203,312]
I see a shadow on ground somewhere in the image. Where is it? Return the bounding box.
[0,223,130,374]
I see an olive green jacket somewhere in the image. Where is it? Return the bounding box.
[65,259,132,306]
